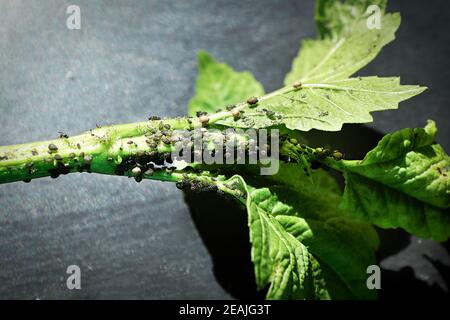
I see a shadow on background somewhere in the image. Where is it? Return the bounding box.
[184,124,450,299]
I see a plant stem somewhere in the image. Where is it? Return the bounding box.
[0,115,349,186]
[0,118,192,184]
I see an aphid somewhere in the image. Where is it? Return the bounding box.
[293,81,302,89]
[144,168,154,176]
[58,131,69,138]
[247,96,258,105]
[149,151,158,159]
[50,170,60,179]
[319,111,329,117]
[31,149,38,156]
[158,122,165,130]
[162,137,171,145]
[79,152,85,158]
[148,116,161,121]
[69,153,76,158]
[196,111,208,117]
[48,144,58,151]
[127,140,134,144]
[164,124,171,130]
[292,81,302,89]
[54,154,63,161]
[131,166,141,174]
[76,143,81,149]
[226,105,236,111]
[175,181,185,190]
[23,178,31,183]
[231,108,241,120]
[199,115,210,126]
[332,150,344,160]
[95,124,102,128]
[315,147,331,159]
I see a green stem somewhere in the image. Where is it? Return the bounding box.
[0,115,350,186]
[0,118,192,184]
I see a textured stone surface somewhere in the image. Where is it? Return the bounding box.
[0,0,448,299]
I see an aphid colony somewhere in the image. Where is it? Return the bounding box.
[279,136,344,176]
[44,143,93,180]
[5,95,344,184]
[114,123,275,183]
[175,176,221,194]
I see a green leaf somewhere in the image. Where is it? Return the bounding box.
[315,0,387,39]
[341,172,450,242]
[245,185,330,299]
[285,10,399,84]
[269,165,379,299]
[227,166,379,299]
[188,51,265,116]
[218,76,425,131]
[339,121,450,241]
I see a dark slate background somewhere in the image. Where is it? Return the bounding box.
[0,0,449,299]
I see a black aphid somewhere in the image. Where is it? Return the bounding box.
[196,111,208,117]
[231,109,241,120]
[332,150,344,160]
[162,137,171,145]
[48,144,58,151]
[293,81,302,89]
[247,96,258,105]
[199,115,209,126]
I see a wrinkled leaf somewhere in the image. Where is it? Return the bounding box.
[226,167,379,299]
[340,121,450,241]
